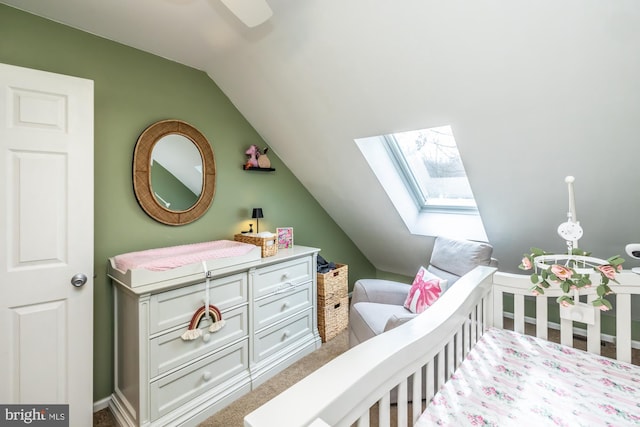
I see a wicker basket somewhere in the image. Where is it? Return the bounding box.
[317,264,348,304]
[318,296,348,342]
[317,263,348,342]
[234,233,278,257]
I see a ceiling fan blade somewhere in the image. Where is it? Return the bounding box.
[220,0,273,28]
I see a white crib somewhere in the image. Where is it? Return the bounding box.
[244,266,640,427]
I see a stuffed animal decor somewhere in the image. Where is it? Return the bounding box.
[244,145,272,169]
[244,144,260,169]
[257,147,271,168]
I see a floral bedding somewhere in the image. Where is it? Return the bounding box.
[416,328,640,427]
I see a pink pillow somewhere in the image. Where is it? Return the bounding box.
[403,266,443,314]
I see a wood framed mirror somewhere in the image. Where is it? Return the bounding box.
[133,119,216,225]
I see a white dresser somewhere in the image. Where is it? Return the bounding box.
[107,245,322,426]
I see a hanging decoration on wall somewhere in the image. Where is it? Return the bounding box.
[519,176,624,313]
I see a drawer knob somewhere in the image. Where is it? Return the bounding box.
[282,272,290,279]
[202,332,211,342]
[282,330,291,340]
[202,371,212,381]
[282,301,290,309]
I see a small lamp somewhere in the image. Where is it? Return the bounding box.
[252,208,264,233]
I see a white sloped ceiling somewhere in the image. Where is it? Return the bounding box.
[5,0,640,275]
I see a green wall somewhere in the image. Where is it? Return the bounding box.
[0,5,375,402]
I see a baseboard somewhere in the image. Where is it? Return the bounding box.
[503,312,640,349]
[94,396,111,413]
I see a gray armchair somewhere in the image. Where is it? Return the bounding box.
[349,236,496,348]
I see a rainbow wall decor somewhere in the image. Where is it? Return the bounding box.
[181,304,226,341]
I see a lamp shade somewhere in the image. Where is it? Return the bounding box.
[252,208,264,219]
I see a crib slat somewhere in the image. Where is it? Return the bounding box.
[586,294,601,355]
[379,392,390,427]
[397,381,407,427]
[455,329,463,369]
[493,287,504,329]
[436,349,445,389]
[480,298,491,335]
[446,337,454,380]
[514,294,525,334]
[425,360,434,403]
[412,371,422,424]
[472,305,478,338]
[617,293,632,363]
[396,381,408,426]
[560,317,573,346]
[470,311,477,344]
[485,289,493,331]
[463,319,471,357]
[535,295,548,339]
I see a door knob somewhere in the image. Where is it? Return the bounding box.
[71,273,88,287]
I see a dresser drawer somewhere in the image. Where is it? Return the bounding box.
[253,256,313,299]
[254,309,314,362]
[254,282,313,332]
[149,272,248,334]
[150,339,249,420]
[149,305,248,378]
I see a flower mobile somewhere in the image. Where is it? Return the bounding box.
[519,176,624,311]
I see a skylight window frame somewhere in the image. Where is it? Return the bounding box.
[382,131,478,215]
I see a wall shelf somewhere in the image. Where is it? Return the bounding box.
[242,166,275,172]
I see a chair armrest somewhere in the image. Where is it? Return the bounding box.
[384,312,417,331]
[351,279,411,306]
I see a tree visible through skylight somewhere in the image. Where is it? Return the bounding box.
[385,125,476,211]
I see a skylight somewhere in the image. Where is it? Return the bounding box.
[384,125,477,212]
[355,125,487,241]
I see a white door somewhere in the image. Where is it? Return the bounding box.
[0,63,94,426]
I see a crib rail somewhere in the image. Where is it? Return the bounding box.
[493,270,640,363]
[244,266,496,427]
[245,269,640,427]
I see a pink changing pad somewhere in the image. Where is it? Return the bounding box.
[113,240,257,272]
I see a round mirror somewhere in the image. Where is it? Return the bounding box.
[133,120,216,225]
